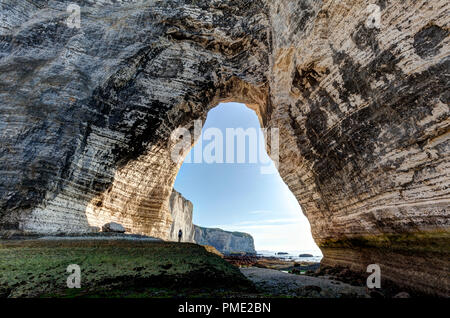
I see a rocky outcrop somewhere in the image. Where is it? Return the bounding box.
[0,0,448,295]
[168,190,195,243]
[102,222,126,233]
[268,0,449,297]
[167,189,254,251]
[194,226,256,255]
[0,0,269,238]
[169,190,251,249]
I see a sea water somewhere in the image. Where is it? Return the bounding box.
[256,250,323,263]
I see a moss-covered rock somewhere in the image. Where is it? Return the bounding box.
[0,240,254,298]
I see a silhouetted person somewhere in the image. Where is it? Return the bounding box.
[178,229,182,243]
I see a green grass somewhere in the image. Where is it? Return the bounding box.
[0,240,255,298]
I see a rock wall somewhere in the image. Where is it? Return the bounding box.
[194,226,256,255]
[0,0,448,295]
[168,190,195,243]
[268,0,449,296]
[0,0,269,237]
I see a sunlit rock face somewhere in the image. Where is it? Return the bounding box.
[267,0,449,296]
[168,190,195,243]
[0,0,270,238]
[194,226,256,255]
[0,0,448,295]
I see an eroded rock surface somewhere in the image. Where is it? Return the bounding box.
[0,0,448,295]
[194,226,256,255]
[168,190,195,242]
[102,222,126,233]
[0,0,270,237]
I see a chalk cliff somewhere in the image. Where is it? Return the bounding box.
[0,0,448,295]
[194,226,256,255]
[167,190,254,253]
[168,190,195,243]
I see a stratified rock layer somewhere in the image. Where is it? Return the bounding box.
[168,190,195,243]
[268,0,449,296]
[0,0,448,295]
[194,226,256,255]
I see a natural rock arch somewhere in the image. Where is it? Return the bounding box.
[0,0,448,295]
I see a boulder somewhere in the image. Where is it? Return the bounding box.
[102,222,125,233]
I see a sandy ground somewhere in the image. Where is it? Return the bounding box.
[241,267,368,298]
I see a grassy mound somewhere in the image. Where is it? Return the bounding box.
[0,240,255,298]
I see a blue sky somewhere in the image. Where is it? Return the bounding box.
[174,103,321,254]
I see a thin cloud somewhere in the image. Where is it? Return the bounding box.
[248,210,272,215]
[214,217,303,228]
[213,221,320,253]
